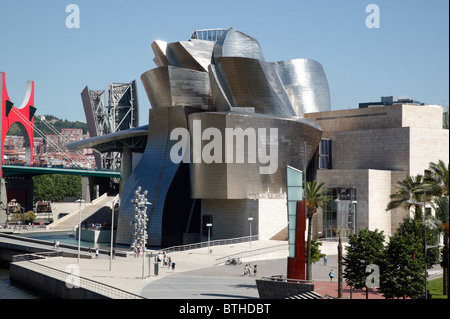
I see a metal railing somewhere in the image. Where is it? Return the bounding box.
[161,235,259,254]
[215,243,288,265]
[260,275,313,284]
[12,251,62,262]
[318,237,349,242]
[12,252,144,299]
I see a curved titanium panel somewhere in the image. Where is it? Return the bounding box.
[208,64,233,112]
[141,66,212,110]
[214,57,296,117]
[213,28,265,62]
[189,111,323,199]
[151,40,177,67]
[169,40,215,72]
[273,59,331,116]
[116,106,202,246]
[152,39,214,72]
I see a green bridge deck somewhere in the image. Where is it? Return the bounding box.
[2,165,121,178]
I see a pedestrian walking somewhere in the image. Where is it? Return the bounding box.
[172,261,176,271]
[95,248,99,259]
[329,269,334,282]
[324,255,327,266]
[253,265,257,277]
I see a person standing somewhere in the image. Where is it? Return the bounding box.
[253,265,257,277]
[324,255,327,266]
[329,269,334,282]
[95,248,99,259]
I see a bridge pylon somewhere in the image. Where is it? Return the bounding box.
[1,72,36,176]
[0,72,36,222]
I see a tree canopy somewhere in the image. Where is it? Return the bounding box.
[33,174,81,202]
[343,229,385,291]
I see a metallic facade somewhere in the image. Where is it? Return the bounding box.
[273,59,331,116]
[189,112,322,199]
[116,106,202,246]
[141,66,212,110]
[111,28,331,246]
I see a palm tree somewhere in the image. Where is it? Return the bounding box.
[305,180,331,281]
[432,196,449,296]
[424,160,449,197]
[425,160,449,296]
[386,174,425,219]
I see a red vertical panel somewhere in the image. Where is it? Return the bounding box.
[287,200,306,280]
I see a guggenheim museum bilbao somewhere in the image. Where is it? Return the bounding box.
[69,28,449,248]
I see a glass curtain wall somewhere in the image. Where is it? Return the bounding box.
[322,187,357,238]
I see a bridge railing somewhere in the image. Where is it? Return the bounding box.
[260,275,313,284]
[12,251,62,262]
[215,243,288,265]
[161,235,259,254]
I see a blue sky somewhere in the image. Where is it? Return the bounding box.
[1,0,448,122]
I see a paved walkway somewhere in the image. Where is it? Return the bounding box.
[18,239,288,298]
[14,241,443,299]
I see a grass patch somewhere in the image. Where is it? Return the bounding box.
[428,277,448,299]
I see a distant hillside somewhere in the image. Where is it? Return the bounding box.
[7,115,88,137]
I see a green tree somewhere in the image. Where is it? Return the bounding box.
[305,180,331,280]
[306,239,325,264]
[24,211,36,223]
[33,174,81,202]
[379,217,440,299]
[424,160,449,197]
[431,196,449,296]
[380,230,424,298]
[343,229,385,299]
[386,174,425,219]
[424,160,449,296]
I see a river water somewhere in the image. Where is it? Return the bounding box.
[0,262,44,299]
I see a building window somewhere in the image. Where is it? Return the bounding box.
[319,139,331,169]
[322,187,357,238]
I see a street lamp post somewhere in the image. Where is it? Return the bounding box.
[76,198,86,264]
[406,190,444,299]
[351,200,357,235]
[407,191,429,298]
[248,217,253,248]
[109,197,118,271]
[206,223,212,254]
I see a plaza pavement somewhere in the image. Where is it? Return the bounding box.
[25,240,443,299]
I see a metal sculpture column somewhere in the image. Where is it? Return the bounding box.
[130,186,151,279]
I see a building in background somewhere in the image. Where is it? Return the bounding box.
[305,101,449,238]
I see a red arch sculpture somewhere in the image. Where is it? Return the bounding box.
[0,72,36,177]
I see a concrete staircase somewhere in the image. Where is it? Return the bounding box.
[47,194,118,231]
[270,226,288,241]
